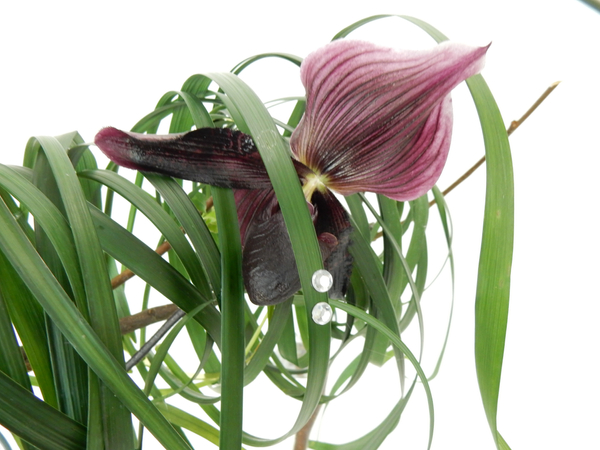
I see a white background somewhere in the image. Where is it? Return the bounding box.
[1,0,599,449]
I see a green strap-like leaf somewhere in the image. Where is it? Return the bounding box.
[0,196,192,450]
[145,173,222,302]
[29,135,134,446]
[212,187,245,450]
[231,52,302,75]
[88,205,222,345]
[324,300,431,450]
[427,186,456,380]
[0,371,86,450]
[0,273,33,393]
[205,71,331,444]
[244,301,293,385]
[80,169,215,302]
[347,219,434,449]
[335,15,513,449]
[155,403,221,448]
[467,73,513,448]
[0,247,56,408]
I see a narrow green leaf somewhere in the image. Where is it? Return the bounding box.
[344,194,371,241]
[143,304,211,397]
[427,186,455,380]
[326,325,377,399]
[244,301,292,384]
[367,195,403,367]
[31,135,133,447]
[131,102,188,134]
[186,319,221,375]
[467,74,513,449]
[88,205,222,345]
[231,52,302,75]
[155,403,220,447]
[71,145,102,209]
[86,372,104,450]
[205,71,330,443]
[0,197,192,450]
[347,220,432,448]
[282,100,306,138]
[212,187,245,450]
[0,370,86,450]
[358,194,426,363]
[145,173,222,302]
[169,90,213,132]
[276,306,299,366]
[326,300,431,450]
[397,16,514,448]
[0,249,56,408]
[0,283,32,390]
[331,14,396,40]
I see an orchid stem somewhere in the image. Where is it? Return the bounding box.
[293,402,322,450]
[428,81,560,207]
[119,304,180,335]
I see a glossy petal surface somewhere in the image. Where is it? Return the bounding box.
[290,40,488,201]
[94,39,486,306]
[312,190,352,299]
[95,127,272,189]
[236,188,351,305]
[234,188,277,246]
[239,189,301,305]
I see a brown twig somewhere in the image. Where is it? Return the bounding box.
[111,240,173,289]
[119,303,180,335]
[106,197,216,353]
[111,196,214,290]
[428,81,560,207]
[21,303,181,372]
[293,404,322,450]
[506,81,561,136]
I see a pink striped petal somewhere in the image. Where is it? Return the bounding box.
[290,40,488,201]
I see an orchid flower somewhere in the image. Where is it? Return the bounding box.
[95,39,487,306]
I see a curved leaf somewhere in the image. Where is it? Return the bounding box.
[0,196,192,450]
[0,371,86,450]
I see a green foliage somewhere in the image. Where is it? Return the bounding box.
[0,16,512,450]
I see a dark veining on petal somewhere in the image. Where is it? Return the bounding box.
[312,190,353,299]
[242,206,300,305]
[95,127,272,189]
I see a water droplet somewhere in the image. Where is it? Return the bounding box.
[312,302,333,325]
[311,269,333,293]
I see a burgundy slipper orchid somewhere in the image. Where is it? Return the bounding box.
[95,39,487,306]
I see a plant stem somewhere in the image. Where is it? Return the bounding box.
[110,241,173,289]
[293,405,322,450]
[119,304,180,335]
